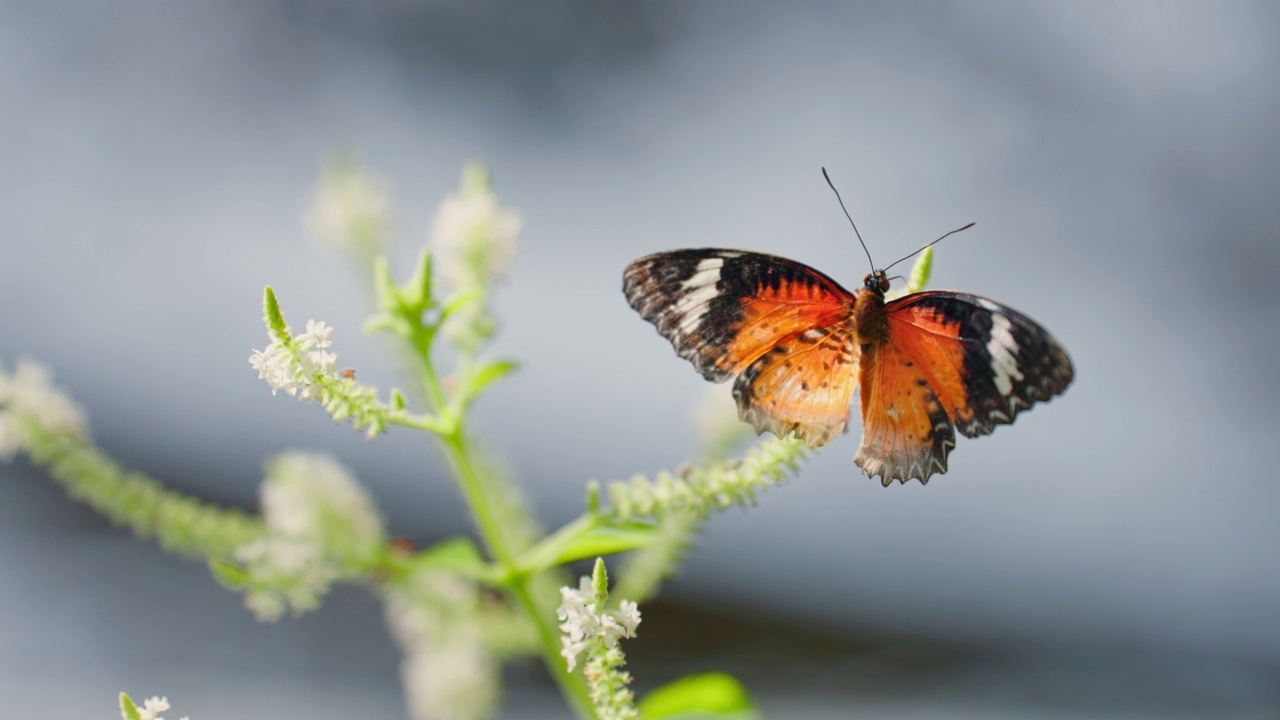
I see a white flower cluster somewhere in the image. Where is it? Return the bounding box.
[558,569,642,720]
[249,319,337,399]
[261,451,384,563]
[135,695,188,720]
[430,163,521,292]
[607,435,809,521]
[249,320,386,437]
[304,158,390,254]
[234,452,384,621]
[0,359,88,461]
[429,163,521,351]
[385,571,499,720]
[558,576,641,672]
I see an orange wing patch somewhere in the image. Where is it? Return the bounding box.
[883,307,980,435]
[723,284,852,375]
[854,340,956,485]
[733,323,858,446]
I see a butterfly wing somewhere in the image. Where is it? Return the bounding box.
[854,338,957,484]
[624,249,859,445]
[733,322,859,446]
[854,290,1074,485]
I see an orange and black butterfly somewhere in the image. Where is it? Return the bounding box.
[623,171,1073,486]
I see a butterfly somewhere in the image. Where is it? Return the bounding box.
[622,173,1074,486]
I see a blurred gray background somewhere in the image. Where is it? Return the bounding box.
[2,1,1279,717]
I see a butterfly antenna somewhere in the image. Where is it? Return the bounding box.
[882,222,976,274]
[822,167,876,273]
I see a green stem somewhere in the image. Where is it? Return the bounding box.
[406,317,592,717]
[440,428,594,719]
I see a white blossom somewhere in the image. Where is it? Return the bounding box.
[233,535,334,622]
[556,576,641,673]
[248,344,298,396]
[304,159,390,254]
[126,694,189,720]
[430,163,521,291]
[0,359,88,461]
[137,696,171,720]
[615,600,641,636]
[233,452,383,622]
[297,320,334,350]
[261,451,384,561]
[385,572,499,720]
[557,563,642,719]
[401,638,496,720]
[248,320,388,437]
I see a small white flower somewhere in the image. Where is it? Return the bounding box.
[556,574,641,673]
[0,360,88,449]
[297,319,334,350]
[234,535,335,622]
[560,636,590,672]
[557,563,642,718]
[615,600,641,636]
[401,638,498,720]
[430,163,521,291]
[138,696,170,720]
[306,350,338,377]
[261,451,384,560]
[304,159,390,254]
[249,319,389,436]
[385,572,499,720]
[248,344,300,396]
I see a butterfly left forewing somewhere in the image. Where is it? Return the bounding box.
[624,249,859,445]
[623,249,855,381]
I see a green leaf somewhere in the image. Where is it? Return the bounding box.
[402,246,434,312]
[517,516,658,573]
[638,672,757,719]
[362,311,410,337]
[906,245,934,295]
[262,286,290,341]
[437,289,483,325]
[119,693,143,720]
[455,358,519,409]
[408,536,498,582]
[207,557,250,590]
[372,255,400,312]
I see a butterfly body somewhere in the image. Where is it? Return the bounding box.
[624,250,1073,486]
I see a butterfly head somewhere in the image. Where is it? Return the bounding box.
[863,269,890,295]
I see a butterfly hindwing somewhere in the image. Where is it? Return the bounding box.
[733,322,858,446]
[884,291,1075,439]
[854,339,957,485]
[624,249,859,445]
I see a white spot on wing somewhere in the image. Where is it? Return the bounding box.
[673,282,721,329]
[681,257,723,292]
[986,312,1024,396]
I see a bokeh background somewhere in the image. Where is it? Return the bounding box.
[3,1,1279,718]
